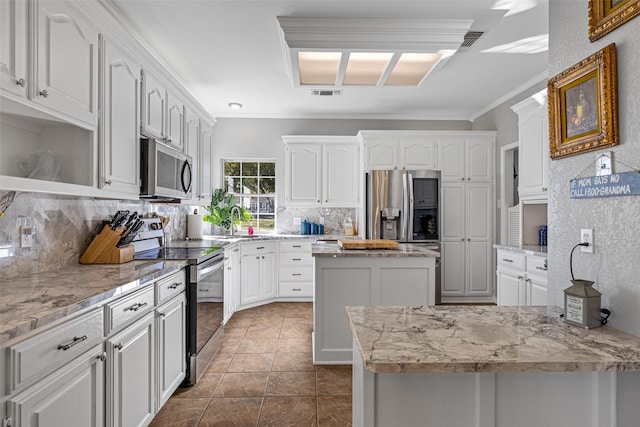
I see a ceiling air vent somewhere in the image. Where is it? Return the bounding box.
[311,89,343,96]
[460,31,484,48]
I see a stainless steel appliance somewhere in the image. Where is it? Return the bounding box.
[140,137,193,199]
[366,170,442,302]
[133,218,224,386]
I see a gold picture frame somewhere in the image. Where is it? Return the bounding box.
[589,0,640,42]
[548,44,618,160]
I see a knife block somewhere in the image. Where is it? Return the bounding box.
[80,225,134,264]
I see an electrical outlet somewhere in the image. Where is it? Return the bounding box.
[20,228,33,248]
[580,228,594,253]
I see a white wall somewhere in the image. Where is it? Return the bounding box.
[547,0,640,336]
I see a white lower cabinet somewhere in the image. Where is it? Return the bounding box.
[6,344,105,427]
[156,294,186,409]
[278,240,313,299]
[223,245,241,323]
[106,311,155,427]
[496,249,547,306]
[240,242,277,308]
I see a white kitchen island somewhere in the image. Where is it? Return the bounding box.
[312,243,438,364]
[347,305,640,427]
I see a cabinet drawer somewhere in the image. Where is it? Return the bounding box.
[105,285,155,334]
[497,250,525,270]
[157,269,186,304]
[241,241,277,256]
[279,267,313,282]
[279,253,312,266]
[279,282,313,297]
[526,256,548,277]
[279,240,312,253]
[8,308,104,393]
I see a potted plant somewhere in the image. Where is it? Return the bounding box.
[202,189,251,234]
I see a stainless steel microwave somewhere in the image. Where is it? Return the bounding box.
[140,137,192,199]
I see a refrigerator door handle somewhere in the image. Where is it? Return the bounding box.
[401,172,408,241]
[407,173,415,242]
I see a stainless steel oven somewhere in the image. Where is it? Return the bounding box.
[186,252,225,385]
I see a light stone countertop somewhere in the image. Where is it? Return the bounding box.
[493,243,548,257]
[0,260,187,345]
[312,242,440,258]
[346,305,640,374]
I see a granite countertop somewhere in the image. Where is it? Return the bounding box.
[312,242,439,258]
[493,243,547,257]
[346,305,640,374]
[0,260,187,345]
[168,234,351,248]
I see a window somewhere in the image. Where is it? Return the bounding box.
[223,160,276,232]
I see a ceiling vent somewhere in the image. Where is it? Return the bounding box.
[460,31,484,48]
[311,89,343,96]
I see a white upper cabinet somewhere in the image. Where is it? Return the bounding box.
[33,0,98,127]
[99,36,140,196]
[184,106,200,201]
[284,136,360,207]
[141,70,166,140]
[511,90,549,200]
[1,0,27,98]
[199,120,213,200]
[438,135,494,182]
[360,131,437,170]
[166,92,185,151]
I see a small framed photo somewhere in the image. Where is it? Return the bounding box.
[548,44,618,160]
[589,0,640,42]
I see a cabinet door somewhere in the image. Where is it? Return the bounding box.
[324,143,359,206]
[240,255,261,306]
[528,276,548,306]
[497,270,522,305]
[261,252,278,300]
[107,312,155,427]
[99,37,140,195]
[440,240,465,297]
[438,138,465,181]
[519,104,549,198]
[465,138,493,182]
[400,138,437,170]
[7,344,104,427]
[285,143,322,205]
[166,92,184,151]
[156,295,186,408]
[363,139,398,170]
[441,183,465,240]
[466,240,493,297]
[141,70,166,139]
[199,122,213,200]
[1,0,27,98]
[466,184,492,241]
[34,1,98,126]
[184,108,200,201]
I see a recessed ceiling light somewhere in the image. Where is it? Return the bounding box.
[228,102,243,110]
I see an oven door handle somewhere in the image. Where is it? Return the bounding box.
[197,260,225,280]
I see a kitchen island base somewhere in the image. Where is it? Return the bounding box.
[353,341,640,427]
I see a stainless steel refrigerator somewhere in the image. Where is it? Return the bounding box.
[366,169,442,303]
[366,170,440,243]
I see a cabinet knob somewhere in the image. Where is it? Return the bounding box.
[104,179,112,186]
[526,278,532,283]
[461,177,465,181]
[16,78,26,87]
[467,238,470,241]
[39,89,49,97]
[256,256,260,260]
[467,177,470,181]
[517,275,523,280]
[542,187,548,192]
[461,238,465,241]
[114,343,123,351]
[97,353,107,362]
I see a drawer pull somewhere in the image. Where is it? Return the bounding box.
[292,288,301,291]
[292,245,302,248]
[168,283,180,289]
[536,266,547,271]
[292,273,302,276]
[114,343,123,351]
[199,288,210,292]
[292,258,302,261]
[125,302,148,312]
[502,258,513,263]
[57,335,87,351]
[257,246,265,250]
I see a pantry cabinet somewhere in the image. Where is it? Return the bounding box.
[360,131,438,170]
[33,0,99,127]
[438,136,493,182]
[99,36,141,195]
[283,136,360,207]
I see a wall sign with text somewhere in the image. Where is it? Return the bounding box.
[570,171,640,199]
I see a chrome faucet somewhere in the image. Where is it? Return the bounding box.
[229,206,242,236]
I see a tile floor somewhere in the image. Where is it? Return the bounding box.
[150,302,353,426]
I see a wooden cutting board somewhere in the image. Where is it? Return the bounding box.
[338,239,400,250]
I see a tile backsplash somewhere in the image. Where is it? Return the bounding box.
[0,191,358,279]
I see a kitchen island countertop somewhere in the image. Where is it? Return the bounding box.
[312,242,439,258]
[347,305,640,374]
[0,260,187,344]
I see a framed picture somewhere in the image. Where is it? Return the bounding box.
[589,0,640,42]
[548,44,618,160]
